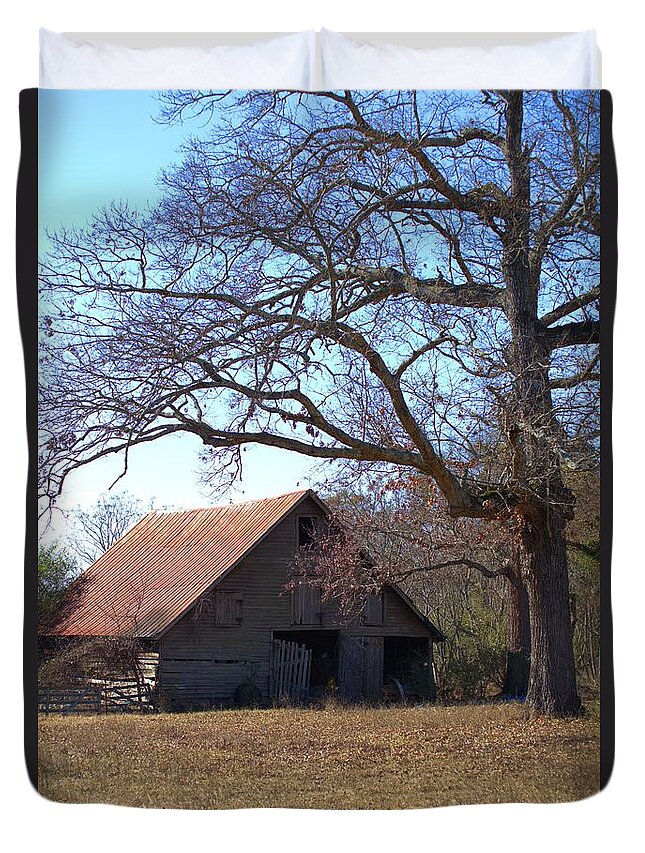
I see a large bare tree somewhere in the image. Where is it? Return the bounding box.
[39,89,600,715]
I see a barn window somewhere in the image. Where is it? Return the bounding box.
[363,593,384,625]
[297,515,319,548]
[213,591,243,626]
[291,581,322,625]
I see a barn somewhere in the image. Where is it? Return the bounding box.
[42,490,445,706]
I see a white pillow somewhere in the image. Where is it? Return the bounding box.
[40,29,316,90]
[321,30,601,90]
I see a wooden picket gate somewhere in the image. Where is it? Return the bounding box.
[269,639,312,703]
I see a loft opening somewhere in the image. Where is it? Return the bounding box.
[297,515,319,548]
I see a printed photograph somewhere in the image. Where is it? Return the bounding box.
[36,88,602,808]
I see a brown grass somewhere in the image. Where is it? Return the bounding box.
[38,703,600,809]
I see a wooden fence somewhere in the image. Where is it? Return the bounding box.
[269,640,312,703]
[39,679,155,715]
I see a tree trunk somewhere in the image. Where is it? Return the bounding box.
[501,565,531,698]
[520,508,582,716]
[501,91,582,716]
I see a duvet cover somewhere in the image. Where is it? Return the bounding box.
[21,87,615,808]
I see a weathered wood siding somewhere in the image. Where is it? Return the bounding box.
[382,588,434,637]
[158,497,433,704]
[317,588,433,637]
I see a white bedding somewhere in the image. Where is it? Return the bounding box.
[40,30,601,91]
[39,29,317,90]
[321,30,600,89]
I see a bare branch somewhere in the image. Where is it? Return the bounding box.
[540,286,600,327]
[544,320,600,350]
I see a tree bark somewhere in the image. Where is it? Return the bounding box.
[501,564,531,698]
[520,508,581,715]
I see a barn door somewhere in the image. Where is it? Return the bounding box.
[362,636,384,701]
[338,635,385,701]
[338,635,364,701]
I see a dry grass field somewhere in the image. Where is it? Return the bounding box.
[38,703,600,809]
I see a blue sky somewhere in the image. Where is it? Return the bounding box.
[39,90,317,526]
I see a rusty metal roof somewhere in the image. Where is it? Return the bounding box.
[45,489,317,639]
